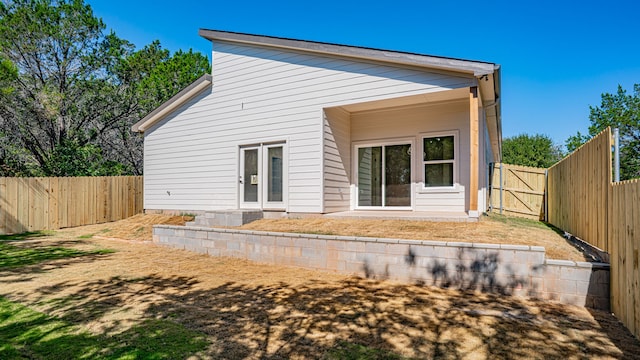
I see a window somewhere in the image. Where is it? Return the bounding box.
[423,135,455,187]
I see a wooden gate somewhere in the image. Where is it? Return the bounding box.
[490,163,546,220]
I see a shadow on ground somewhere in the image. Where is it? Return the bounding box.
[27,273,640,359]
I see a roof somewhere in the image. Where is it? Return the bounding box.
[131,74,212,132]
[199,29,499,76]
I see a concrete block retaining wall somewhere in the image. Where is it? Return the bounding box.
[153,225,610,310]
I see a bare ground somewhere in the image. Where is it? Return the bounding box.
[239,214,585,261]
[1,215,639,359]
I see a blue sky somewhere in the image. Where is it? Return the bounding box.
[89,0,640,148]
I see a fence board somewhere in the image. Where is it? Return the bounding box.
[547,128,611,250]
[609,179,640,338]
[0,176,143,234]
[490,163,546,219]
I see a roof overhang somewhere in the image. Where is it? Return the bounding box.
[132,74,212,133]
[199,29,498,76]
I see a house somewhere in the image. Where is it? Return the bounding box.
[132,30,502,222]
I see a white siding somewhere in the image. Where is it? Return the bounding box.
[323,107,351,212]
[350,101,470,212]
[143,41,474,213]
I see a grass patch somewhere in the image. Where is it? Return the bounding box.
[0,297,207,360]
[0,231,55,242]
[483,213,548,229]
[0,243,113,269]
[76,234,94,239]
[323,341,408,360]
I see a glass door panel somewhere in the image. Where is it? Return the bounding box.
[267,146,283,202]
[242,148,259,203]
[356,143,412,208]
[385,144,411,206]
[358,146,382,206]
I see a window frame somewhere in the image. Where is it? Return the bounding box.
[352,137,415,210]
[420,130,459,191]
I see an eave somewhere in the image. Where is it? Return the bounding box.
[132,74,212,133]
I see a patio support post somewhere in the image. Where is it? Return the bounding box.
[469,86,479,215]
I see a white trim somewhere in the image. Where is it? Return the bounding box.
[418,130,461,193]
[238,141,288,211]
[352,137,415,210]
[133,74,212,132]
[239,146,261,209]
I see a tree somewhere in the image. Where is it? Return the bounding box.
[502,134,563,168]
[565,84,640,180]
[0,0,209,176]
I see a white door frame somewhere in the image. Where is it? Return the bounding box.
[352,138,415,210]
[239,146,261,209]
[239,142,287,211]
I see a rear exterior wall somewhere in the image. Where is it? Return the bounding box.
[143,41,475,213]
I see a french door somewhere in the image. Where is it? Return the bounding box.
[356,142,412,209]
[240,144,285,210]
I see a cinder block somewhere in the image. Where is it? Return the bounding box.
[326,240,347,251]
[337,251,357,261]
[276,236,293,247]
[420,240,448,247]
[263,234,277,246]
[184,230,198,239]
[460,248,483,261]
[500,244,529,251]
[345,241,366,252]
[206,248,220,257]
[307,239,327,249]
[365,242,386,254]
[546,279,577,294]
[448,241,474,248]
[473,243,501,250]
[301,247,326,258]
[375,254,400,265]
[376,238,399,244]
[386,243,410,256]
[560,266,592,282]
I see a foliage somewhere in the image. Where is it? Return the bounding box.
[0,0,209,176]
[0,297,208,359]
[502,133,563,168]
[565,84,640,180]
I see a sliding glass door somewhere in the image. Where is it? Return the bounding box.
[357,142,412,208]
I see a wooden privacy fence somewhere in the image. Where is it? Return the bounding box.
[609,179,640,338]
[490,163,546,220]
[547,129,611,250]
[0,176,143,235]
[547,127,640,340]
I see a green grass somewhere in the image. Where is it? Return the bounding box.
[0,242,113,269]
[0,231,55,242]
[0,297,208,360]
[323,341,408,360]
[484,213,549,229]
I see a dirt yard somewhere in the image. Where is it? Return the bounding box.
[240,214,586,261]
[1,215,639,359]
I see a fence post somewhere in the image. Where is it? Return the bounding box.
[613,128,620,182]
[499,162,503,214]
